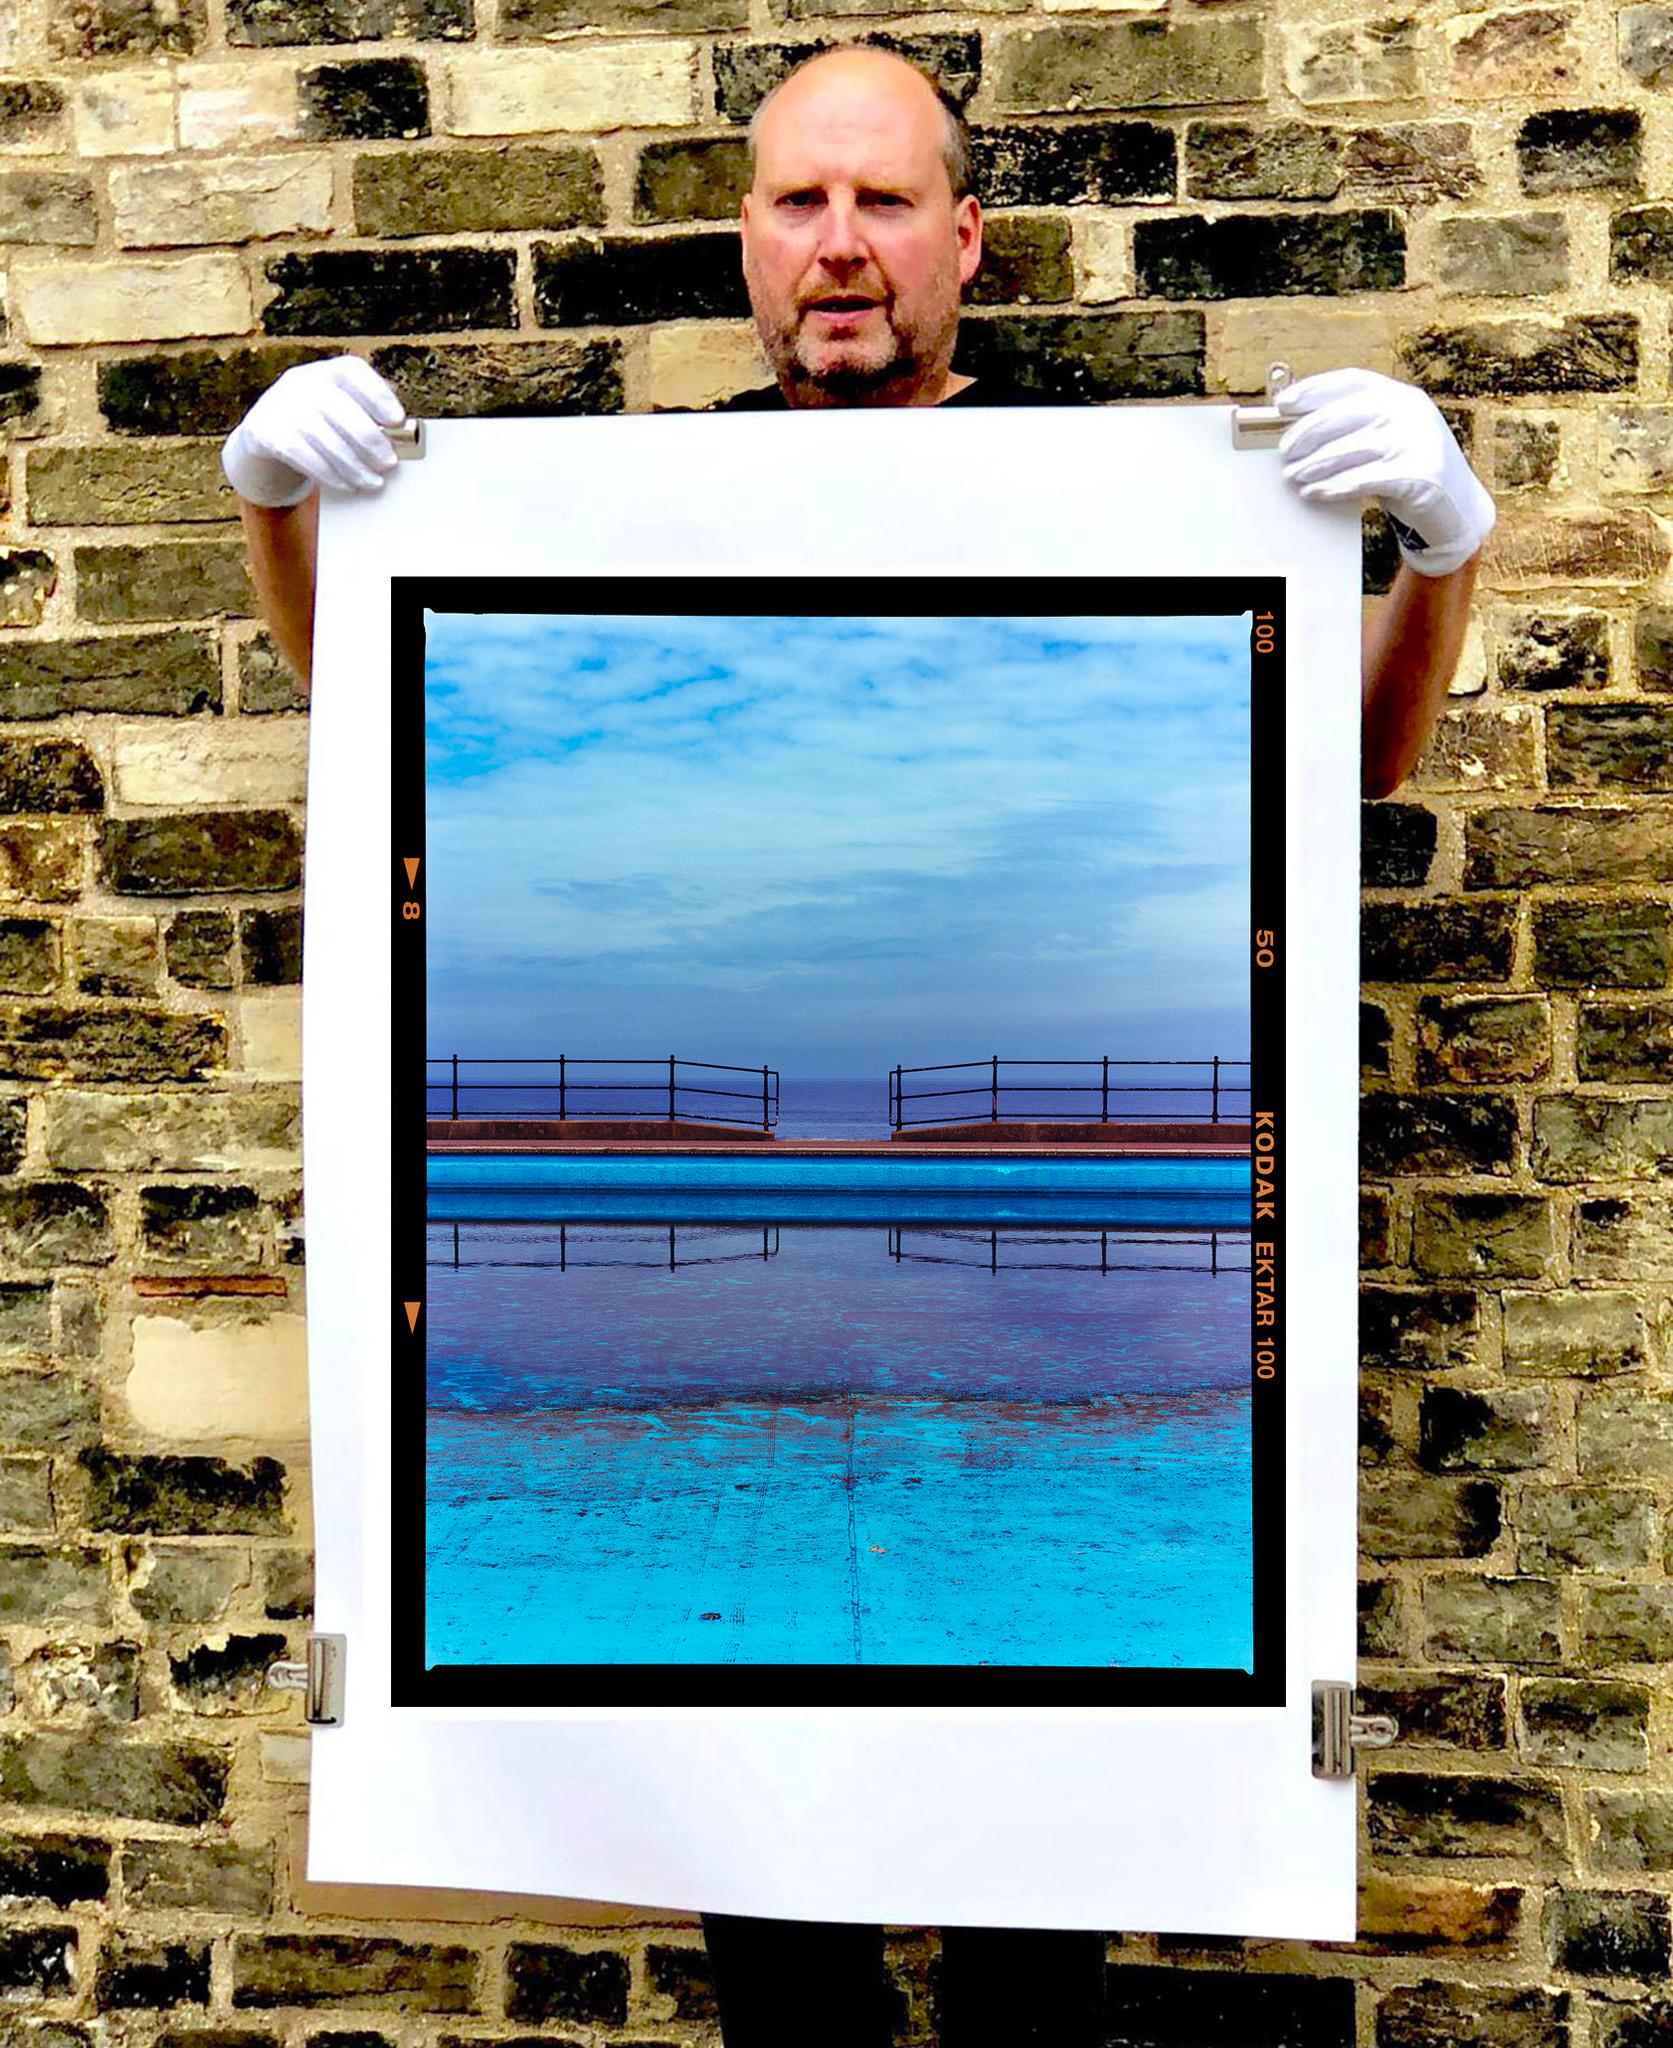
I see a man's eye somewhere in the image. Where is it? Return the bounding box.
[865,193,908,207]
[779,193,819,209]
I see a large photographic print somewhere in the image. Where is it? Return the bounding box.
[394,578,1282,1709]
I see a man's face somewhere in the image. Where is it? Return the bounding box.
[739,54,982,406]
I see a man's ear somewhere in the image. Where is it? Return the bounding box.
[956,195,983,287]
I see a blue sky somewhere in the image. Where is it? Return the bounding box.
[424,612,1251,1075]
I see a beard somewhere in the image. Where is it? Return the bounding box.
[769,300,925,403]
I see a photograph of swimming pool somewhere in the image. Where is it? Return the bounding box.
[394,580,1282,1708]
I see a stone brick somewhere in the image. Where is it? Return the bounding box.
[1533,1099,1673,1183]
[229,0,469,38]
[1367,1772,1566,1862]
[48,0,203,53]
[0,1184,109,1266]
[1518,107,1641,192]
[0,1457,54,1532]
[0,81,67,149]
[0,552,55,631]
[1361,901,1516,982]
[1375,1982,1568,2047]
[371,340,622,420]
[1579,1387,1673,1480]
[1361,1095,1517,1176]
[1487,509,1669,588]
[1551,701,1673,788]
[26,446,232,527]
[506,0,738,30]
[1435,212,1567,295]
[1580,1001,1673,1081]
[99,347,332,439]
[128,1544,249,1623]
[1517,1486,1655,1573]
[1361,1577,1403,1658]
[299,58,428,142]
[262,1548,311,1619]
[1534,903,1669,989]
[96,1941,211,2012]
[953,312,1203,399]
[1614,206,1673,284]
[0,368,44,433]
[101,813,302,896]
[123,1838,274,1914]
[0,636,220,723]
[443,47,698,136]
[110,159,331,250]
[0,920,57,996]
[1622,1,1673,80]
[1495,418,1560,491]
[71,919,155,1000]
[1504,1289,1649,1374]
[0,1546,109,1623]
[533,230,747,327]
[139,1185,262,1266]
[1580,1583,1673,1661]
[79,1448,286,1535]
[1498,610,1608,692]
[166,913,233,990]
[1602,404,1673,492]
[241,908,301,985]
[1361,1287,1479,1372]
[239,636,308,714]
[169,1632,287,1711]
[1362,1000,1392,1078]
[0,1003,227,1087]
[968,216,1073,306]
[1521,1680,1650,1770]
[264,250,513,337]
[0,1836,109,1908]
[631,138,748,224]
[1342,124,1480,203]
[1362,1185,1392,1265]
[712,36,979,124]
[1282,16,1416,101]
[0,824,84,906]
[1134,208,1402,300]
[0,171,94,246]
[1578,1194,1673,1280]
[1361,1474,1500,1559]
[1546,1890,1670,1977]
[1467,809,1673,889]
[1590,1792,1673,1873]
[231,1938,479,2012]
[1412,1193,1555,1282]
[1421,1576,1562,1665]
[1417,996,1550,1085]
[1447,7,1584,97]
[1354,1673,1507,1751]
[76,545,253,627]
[1363,806,1442,890]
[0,1733,227,1825]
[0,741,103,820]
[0,1369,95,1444]
[113,725,306,809]
[988,20,1265,113]
[1184,120,1340,201]
[13,259,251,348]
[0,1102,23,1176]
[1358,1878,1525,1960]
[0,1931,74,2001]
[23,1642,137,1728]
[505,1947,629,2027]
[1402,314,1637,396]
[1419,1384,1554,1472]
[356,146,599,239]
[1409,707,1539,792]
[972,122,1174,207]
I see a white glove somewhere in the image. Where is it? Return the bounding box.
[1276,368,1496,578]
[222,355,406,508]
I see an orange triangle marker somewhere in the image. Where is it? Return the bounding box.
[403,857,420,887]
[403,1301,420,1332]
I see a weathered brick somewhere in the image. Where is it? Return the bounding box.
[232,1938,479,2012]
[123,1838,274,1914]
[1579,1387,1673,1480]
[0,1836,109,1908]
[989,20,1264,113]
[1533,902,1669,989]
[1363,1187,1392,1265]
[0,1931,75,2001]
[1498,610,1608,692]
[0,1184,110,1266]
[0,367,45,434]
[101,814,302,897]
[370,340,622,421]
[239,637,308,715]
[298,58,428,141]
[506,1947,629,2027]
[1487,509,1669,588]
[13,258,251,348]
[0,1734,228,1825]
[506,0,739,31]
[1375,1981,1568,2048]
[0,1102,23,1176]
[964,215,1072,307]
[22,1634,136,1720]
[1283,17,1416,101]
[0,1546,109,1623]
[1342,123,1479,202]
[110,160,332,250]
[1362,900,1516,983]
[169,1633,288,1711]
[264,250,512,337]
[239,909,301,987]
[1614,205,1673,283]
[1412,1193,1555,1282]
[1362,1000,1392,1078]
[1417,996,1550,1086]
[1495,418,1561,491]
[0,552,57,632]
[166,913,234,990]
[971,122,1173,209]
[73,918,158,999]
[1551,706,1673,791]
[1578,1194,1673,1280]
[0,172,95,247]
[0,920,58,997]
[1521,1680,1650,1771]
[97,1941,211,2012]
[1504,1289,1650,1374]
[1518,107,1641,192]
[631,138,749,224]
[0,1007,226,1084]
[141,1185,263,1265]
[229,0,469,39]
[1448,6,1583,95]
[79,1449,286,1535]
[99,347,333,439]
[1419,1384,1554,1472]
[1533,1099,1673,1184]
[1546,1890,1670,1976]
[533,231,748,327]
[1591,1792,1673,1873]
[75,545,253,627]
[0,636,220,721]
[354,146,601,241]
[46,1090,295,1174]
[1580,1001,1673,1082]
[1622,1,1673,80]
[1579,1583,1673,1661]
[128,1544,249,1623]
[1599,404,1673,493]
[1361,1288,1479,1372]
[0,823,85,906]
[1355,1673,1507,1751]
[0,81,67,149]
[1361,1095,1517,1176]
[26,446,232,527]
[1358,1876,1525,1957]
[1467,809,1673,889]
[712,35,978,124]
[1363,801,1436,887]
[0,1457,55,1532]
[1184,121,1340,201]
[1134,208,1401,300]
[262,1549,312,1620]
[1435,213,1567,295]
[1362,1474,1500,1559]
[1367,1772,1566,1862]
[1421,1576,1562,1665]
[1361,1577,1404,1658]
[1517,1486,1655,1573]
[1402,314,1637,396]
[0,1369,96,1444]
[953,312,1203,400]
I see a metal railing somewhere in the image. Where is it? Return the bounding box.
[428,1223,780,1270]
[888,1057,1251,1130]
[886,1227,1250,1274]
[426,1056,779,1131]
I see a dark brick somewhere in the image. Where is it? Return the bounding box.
[97,1942,211,2012]
[101,814,302,896]
[1411,1191,1555,1282]
[505,1947,629,2027]
[507,0,739,30]
[229,0,468,39]
[1589,1795,1673,1878]
[1550,705,1673,789]
[1498,610,1608,692]
[239,636,308,715]
[1342,123,1480,202]
[265,250,512,337]
[1361,1287,1478,1371]
[262,1549,312,1621]
[0,1929,75,2000]
[713,35,980,123]
[1521,1678,1649,1770]
[0,171,95,247]
[1376,1981,1568,2048]
[1519,107,1641,192]
[0,81,65,149]
[971,121,1175,206]
[0,1184,109,1265]
[967,215,1073,307]
[0,1367,95,1447]
[1362,1474,1501,1558]
[0,1100,22,1175]
[989,19,1266,115]
[141,1184,262,1263]
[0,1543,109,1622]
[1533,901,1670,988]
[1402,314,1638,395]
[1580,1001,1673,1082]
[1360,1577,1403,1658]
[1361,1095,1517,1177]
[0,634,219,720]
[298,58,428,141]
[1532,1097,1673,1183]
[232,1937,479,2012]
[1361,1382,1396,1463]
[1362,1186,1393,1267]
[1546,1890,1670,1978]
[1467,808,1673,889]
[1367,1773,1566,1861]
[79,1448,286,1535]
[125,1842,274,1915]
[0,740,103,816]
[75,544,252,626]
[166,913,234,991]
[1361,900,1516,982]
[533,231,748,327]
[1495,417,1560,490]
[0,1836,109,1908]
[1184,120,1340,200]
[169,1633,287,1705]
[371,340,621,420]
[1614,206,1673,282]
[954,311,1203,400]
[632,139,749,224]
[0,364,44,431]
[0,1734,228,1826]
[1362,999,1391,1078]
[1363,801,1437,887]
[1134,208,1403,299]
[99,346,332,438]
[1417,995,1550,1086]
[1422,1577,1563,1667]
[1420,1384,1553,1472]
[354,147,600,237]
[47,0,202,56]
[1354,1673,1507,1751]
[1436,212,1567,295]
[1103,1967,1354,2045]
[1637,606,1673,691]
[241,907,301,986]
[0,919,57,997]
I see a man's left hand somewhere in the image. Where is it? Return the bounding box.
[1275,367,1496,579]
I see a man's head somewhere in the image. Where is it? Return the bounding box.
[739,45,983,407]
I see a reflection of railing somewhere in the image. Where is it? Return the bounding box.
[885,1227,1249,1274]
[426,1056,780,1131]
[428,1223,780,1270]
[888,1057,1251,1129]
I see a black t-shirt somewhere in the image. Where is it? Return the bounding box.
[705,377,1050,411]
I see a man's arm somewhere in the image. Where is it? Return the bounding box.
[240,493,320,685]
[1360,551,1480,801]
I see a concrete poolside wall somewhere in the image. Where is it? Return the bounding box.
[1,0,1671,2039]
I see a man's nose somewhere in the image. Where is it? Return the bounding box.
[815,196,867,264]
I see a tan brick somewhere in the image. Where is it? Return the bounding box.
[70,75,174,157]
[1445,7,1586,96]
[241,994,300,1079]
[43,1089,297,1172]
[645,321,767,411]
[1215,305,1401,393]
[13,258,251,346]
[1484,509,1670,588]
[111,157,333,248]
[1282,17,1420,103]
[1076,214,1128,304]
[112,725,309,810]
[440,47,698,136]
[126,1314,307,1443]
[176,65,298,152]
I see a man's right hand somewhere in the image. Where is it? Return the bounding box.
[222,355,407,508]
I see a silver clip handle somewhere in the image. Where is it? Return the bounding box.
[1231,363,1293,450]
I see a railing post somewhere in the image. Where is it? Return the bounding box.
[1101,1055,1108,1124]
[991,1054,999,1124]
[450,1053,458,1120]
[762,1065,769,1133]
[1212,1056,1221,1125]
[559,1053,565,1123]
[669,1054,676,1124]
[890,1066,899,1130]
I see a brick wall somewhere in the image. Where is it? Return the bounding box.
[1,0,1670,2036]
